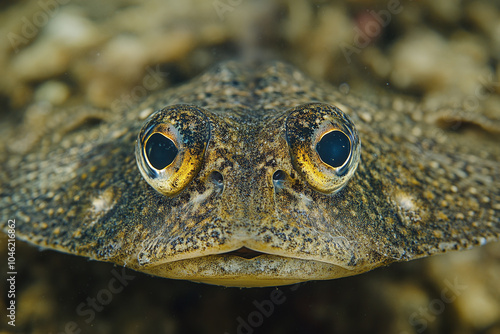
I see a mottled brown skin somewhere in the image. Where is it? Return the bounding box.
[1,61,499,287]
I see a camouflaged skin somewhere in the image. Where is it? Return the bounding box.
[1,61,499,287]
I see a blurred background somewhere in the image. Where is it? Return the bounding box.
[1,0,500,111]
[0,0,499,333]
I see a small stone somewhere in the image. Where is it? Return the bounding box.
[34,80,70,105]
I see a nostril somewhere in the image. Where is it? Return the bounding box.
[272,170,286,190]
[273,170,286,181]
[210,171,224,190]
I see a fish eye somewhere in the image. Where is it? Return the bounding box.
[285,103,360,194]
[315,130,351,169]
[144,133,178,170]
[136,105,210,197]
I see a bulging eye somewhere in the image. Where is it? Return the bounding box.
[136,105,210,197]
[285,103,360,194]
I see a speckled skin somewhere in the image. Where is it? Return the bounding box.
[1,61,499,287]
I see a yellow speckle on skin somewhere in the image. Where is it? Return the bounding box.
[91,188,117,215]
[395,192,417,211]
[437,212,448,221]
[423,190,435,200]
[429,161,439,169]
[409,177,420,185]
[433,230,443,238]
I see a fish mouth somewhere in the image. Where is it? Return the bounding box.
[222,246,266,259]
[138,246,367,287]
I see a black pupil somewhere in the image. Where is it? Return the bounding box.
[315,130,351,168]
[145,133,178,170]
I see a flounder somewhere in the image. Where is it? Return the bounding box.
[1,61,499,287]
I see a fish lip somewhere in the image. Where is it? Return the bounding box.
[139,252,362,287]
[219,246,270,259]
[137,239,358,269]
[139,245,313,266]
